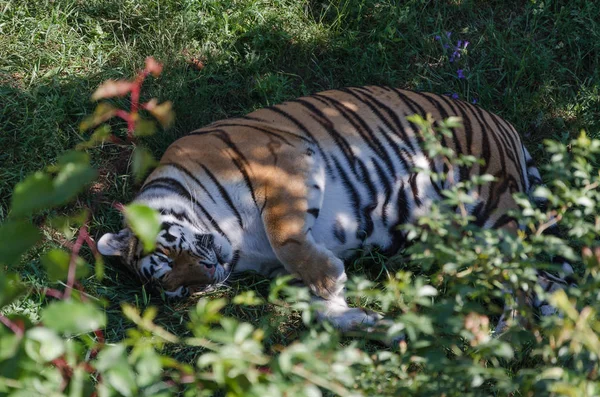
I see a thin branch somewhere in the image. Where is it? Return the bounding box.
[0,314,24,337]
[114,109,133,137]
[535,212,562,237]
[38,287,64,300]
[292,364,350,396]
[64,219,89,299]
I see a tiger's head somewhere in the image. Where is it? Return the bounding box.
[97,218,231,298]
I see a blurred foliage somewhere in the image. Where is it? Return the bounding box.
[1,108,599,395]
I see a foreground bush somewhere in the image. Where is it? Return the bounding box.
[1,63,599,396]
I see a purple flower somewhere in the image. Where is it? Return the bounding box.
[446,31,452,38]
[457,69,466,79]
[471,98,478,104]
[451,93,459,99]
[435,35,441,41]
[443,44,450,49]
[449,39,470,63]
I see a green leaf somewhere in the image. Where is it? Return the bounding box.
[190,298,226,326]
[42,300,106,335]
[133,118,157,137]
[52,161,97,206]
[132,146,157,183]
[0,221,41,266]
[95,344,127,372]
[41,248,90,282]
[10,155,97,217]
[24,328,65,363]
[0,327,21,360]
[106,363,138,397]
[46,210,88,240]
[492,342,514,359]
[0,271,25,307]
[96,345,138,397]
[576,196,594,208]
[123,204,160,254]
[10,172,55,217]
[232,290,265,306]
[77,124,112,150]
[135,349,163,387]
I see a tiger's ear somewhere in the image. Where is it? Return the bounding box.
[97,229,132,257]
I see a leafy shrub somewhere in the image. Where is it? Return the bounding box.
[0,62,599,397]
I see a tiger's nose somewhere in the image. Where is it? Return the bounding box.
[204,263,216,276]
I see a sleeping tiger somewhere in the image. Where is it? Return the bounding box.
[97,86,573,333]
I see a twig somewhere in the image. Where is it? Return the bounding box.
[114,109,133,130]
[535,212,562,237]
[126,67,150,141]
[0,314,24,337]
[39,287,64,300]
[64,218,90,299]
[292,364,350,396]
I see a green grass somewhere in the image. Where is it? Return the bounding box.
[1,0,599,379]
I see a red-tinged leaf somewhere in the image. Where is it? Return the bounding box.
[145,99,174,128]
[144,98,158,110]
[145,57,163,77]
[91,80,133,101]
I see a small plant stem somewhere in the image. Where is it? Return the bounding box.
[292,365,349,396]
[64,220,89,299]
[39,287,64,300]
[0,314,24,337]
[127,69,150,140]
[536,212,562,237]
[114,109,132,126]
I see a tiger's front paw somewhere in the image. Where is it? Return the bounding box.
[320,307,383,332]
[314,294,382,332]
